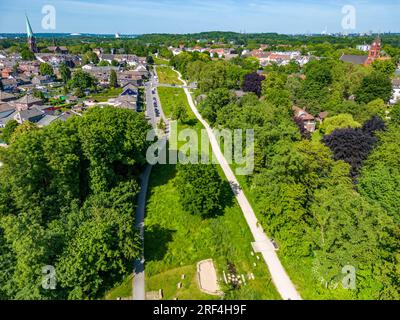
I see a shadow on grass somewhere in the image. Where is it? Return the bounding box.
[144,224,175,262]
[181,119,198,127]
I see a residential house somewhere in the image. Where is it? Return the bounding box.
[0,103,16,120]
[36,114,60,127]
[293,106,316,132]
[14,107,45,124]
[1,67,13,78]
[32,75,52,86]
[14,94,43,111]
[249,49,271,66]
[1,78,18,91]
[209,48,235,59]
[170,47,184,56]
[47,46,69,54]
[118,71,145,87]
[0,91,17,103]
[99,54,140,67]
[120,83,139,97]
[267,53,292,66]
[83,65,120,86]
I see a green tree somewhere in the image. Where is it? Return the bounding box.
[109,70,118,88]
[372,59,396,76]
[200,88,233,124]
[39,63,54,76]
[69,70,97,91]
[146,56,154,65]
[0,107,151,299]
[356,72,393,104]
[319,114,361,135]
[176,163,228,218]
[0,120,19,144]
[97,60,110,67]
[172,104,188,123]
[389,102,400,125]
[59,63,71,83]
[83,51,99,65]
[21,49,36,61]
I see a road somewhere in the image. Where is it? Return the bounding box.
[175,70,302,301]
[133,68,170,300]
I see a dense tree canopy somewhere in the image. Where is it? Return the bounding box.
[69,70,97,91]
[176,164,228,218]
[355,71,393,104]
[0,107,152,299]
[39,63,54,77]
[59,62,71,83]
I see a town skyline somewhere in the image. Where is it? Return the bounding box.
[0,0,399,35]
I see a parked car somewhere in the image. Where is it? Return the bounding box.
[270,239,279,251]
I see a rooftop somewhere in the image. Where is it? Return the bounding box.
[339,54,368,65]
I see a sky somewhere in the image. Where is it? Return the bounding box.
[0,0,399,35]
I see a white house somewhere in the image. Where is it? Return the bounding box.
[356,44,371,52]
[390,79,400,105]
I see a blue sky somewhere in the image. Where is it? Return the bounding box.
[0,0,399,34]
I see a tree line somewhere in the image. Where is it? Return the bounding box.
[0,107,152,299]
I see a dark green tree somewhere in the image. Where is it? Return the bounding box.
[59,63,71,83]
[109,70,118,88]
[39,63,54,76]
[355,72,393,104]
[176,163,228,218]
[0,120,19,144]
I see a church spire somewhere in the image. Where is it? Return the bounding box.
[25,14,34,38]
[25,14,38,53]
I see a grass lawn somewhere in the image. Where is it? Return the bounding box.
[156,66,183,85]
[146,265,215,300]
[145,78,280,300]
[145,163,280,300]
[157,87,192,119]
[104,274,133,300]
[153,56,169,66]
[87,87,123,102]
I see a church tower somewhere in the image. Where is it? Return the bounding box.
[366,36,381,65]
[26,15,38,53]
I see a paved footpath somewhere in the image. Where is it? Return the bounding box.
[175,70,302,301]
[132,165,152,300]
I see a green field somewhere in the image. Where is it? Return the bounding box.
[104,274,133,300]
[153,56,170,66]
[156,66,183,85]
[157,87,190,119]
[88,87,123,102]
[144,76,280,300]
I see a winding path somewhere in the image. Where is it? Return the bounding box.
[175,70,302,301]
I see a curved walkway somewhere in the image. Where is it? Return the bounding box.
[175,70,302,301]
